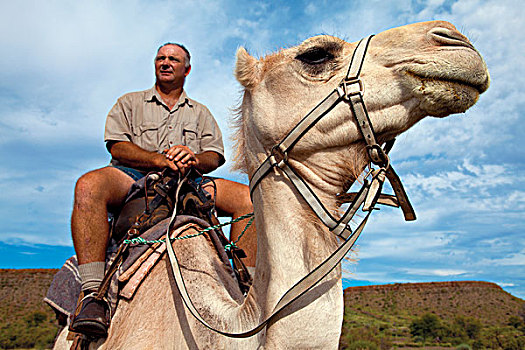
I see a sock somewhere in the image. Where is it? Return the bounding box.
[78,261,105,292]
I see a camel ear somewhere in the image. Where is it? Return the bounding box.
[235,47,260,89]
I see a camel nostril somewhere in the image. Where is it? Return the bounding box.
[429,27,475,50]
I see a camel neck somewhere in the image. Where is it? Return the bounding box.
[246,174,343,348]
[250,172,341,301]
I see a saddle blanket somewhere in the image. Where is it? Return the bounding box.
[44,215,234,323]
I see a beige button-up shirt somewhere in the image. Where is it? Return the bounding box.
[104,87,224,167]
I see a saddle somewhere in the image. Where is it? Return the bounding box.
[50,170,252,346]
[102,169,251,297]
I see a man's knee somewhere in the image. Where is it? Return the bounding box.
[215,179,253,214]
[237,185,253,212]
[74,170,107,203]
[74,167,132,206]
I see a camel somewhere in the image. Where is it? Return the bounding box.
[53,20,489,349]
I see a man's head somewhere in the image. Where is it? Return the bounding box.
[155,43,191,87]
[157,43,191,68]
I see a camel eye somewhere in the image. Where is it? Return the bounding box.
[296,47,334,65]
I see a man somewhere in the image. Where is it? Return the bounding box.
[69,43,256,337]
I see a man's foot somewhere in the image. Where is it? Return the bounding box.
[69,290,110,337]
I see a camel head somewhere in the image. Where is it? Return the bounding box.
[233,20,489,196]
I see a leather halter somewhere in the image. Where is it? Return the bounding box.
[249,35,415,239]
[165,35,416,338]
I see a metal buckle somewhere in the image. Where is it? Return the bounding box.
[339,78,364,101]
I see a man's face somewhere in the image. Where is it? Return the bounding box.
[155,45,190,86]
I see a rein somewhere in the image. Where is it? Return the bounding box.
[165,35,416,338]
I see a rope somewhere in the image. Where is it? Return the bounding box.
[224,216,254,252]
[123,212,254,245]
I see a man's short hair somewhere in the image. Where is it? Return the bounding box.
[157,43,191,69]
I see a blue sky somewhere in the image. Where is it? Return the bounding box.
[1,0,524,299]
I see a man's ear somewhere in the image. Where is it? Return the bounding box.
[185,65,192,76]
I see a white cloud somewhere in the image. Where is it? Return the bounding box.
[401,268,468,277]
[304,3,317,16]
[404,160,518,195]
[357,230,457,259]
[343,270,391,284]
[479,252,525,267]
[0,232,72,247]
[497,282,515,288]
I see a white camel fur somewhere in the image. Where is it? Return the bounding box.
[54,20,489,349]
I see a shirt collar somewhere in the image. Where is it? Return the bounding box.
[145,86,193,109]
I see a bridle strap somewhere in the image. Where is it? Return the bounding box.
[249,89,343,196]
[278,160,370,238]
[385,166,416,220]
[166,204,371,338]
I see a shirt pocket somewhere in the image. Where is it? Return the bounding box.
[182,123,200,153]
[132,122,160,152]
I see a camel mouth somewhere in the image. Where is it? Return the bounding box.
[401,69,489,118]
[407,70,489,94]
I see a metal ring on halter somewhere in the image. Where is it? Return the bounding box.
[269,144,288,168]
[366,144,389,168]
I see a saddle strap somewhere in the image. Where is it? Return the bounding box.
[165,210,371,338]
[95,242,128,300]
[69,333,91,350]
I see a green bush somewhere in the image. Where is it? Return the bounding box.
[453,315,482,339]
[409,313,445,342]
[439,315,483,345]
[0,311,56,349]
[480,326,525,350]
[508,315,524,329]
[347,340,379,350]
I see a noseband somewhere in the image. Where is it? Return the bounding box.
[166,35,416,338]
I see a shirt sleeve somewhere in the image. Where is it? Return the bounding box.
[198,106,225,165]
[104,96,133,144]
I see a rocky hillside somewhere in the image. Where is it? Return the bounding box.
[341,281,524,349]
[0,269,523,349]
[344,281,523,325]
[0,269,58,349]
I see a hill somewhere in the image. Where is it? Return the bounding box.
[0,269,523,349]
[341,281,525,349]
[344,281,523,325]
[0,269,58,349]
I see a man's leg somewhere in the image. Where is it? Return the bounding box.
[206,179,256,267]
[70,166,135,335]
[72,166,135,265]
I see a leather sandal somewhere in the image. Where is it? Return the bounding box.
[69,290,110,337]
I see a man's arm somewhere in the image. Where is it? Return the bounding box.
[195,151,222,174]
[109,141,222,174]
[108,141,181,173]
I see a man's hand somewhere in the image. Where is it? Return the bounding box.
[163,145,199,174]
[108,141,220,175]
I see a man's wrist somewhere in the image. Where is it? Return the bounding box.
[153,152,169,169]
